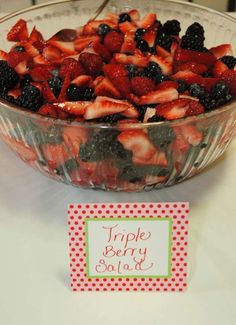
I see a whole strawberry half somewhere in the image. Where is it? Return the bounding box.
[59,58,85,79]
[79,52,103,77]
[221,70,236,95]
[104,31,124,53]
[131,76,155,96]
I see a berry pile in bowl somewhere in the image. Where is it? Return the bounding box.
[0,0,235,191]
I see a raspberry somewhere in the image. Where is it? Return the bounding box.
[79,52,103,77]
[131,76,155,96]
[104,31,124,53]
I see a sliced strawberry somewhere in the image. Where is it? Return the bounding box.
[120,106,139,118]
[42,45,62,61]
[29,26,44,43]
[0,50,8,61]
[32,40,45,53]
[55,101,90,116]
[3,136,37,162]
[143,107,156,122]
[119,21,137,34]
[41,143,70,169]
[23,42,40,57]
[172,70,203,85]
[175,48,217,66]
[156,45,170,58]
[8,88,21,99]
[84,97,132,120]
[114,53,148,67]
[7,19,28,42]
[74,35,100,52]
[79,52,103,77]
[157,80,179,90]
[180,125,203,146]
[221,69,236,95]
[143,25,158,48]
[118,130,156,159]
[14,61,29,75]
[104,31,124,53]
[210,44,233,59]
[201,77,220,92]
[103,63,128,79]
[138,88,179,105]
[93,41,111,62]
[156,98,204,120]
[33,54,50,65]
[47,40,76,55]
[63,126,88,156]
[131,76,155,96]
[134,150,168,167]
[175,61,208,74]
[30,66,52,82]
[120,33,136,54]
[149,55,172,75]
[94,77,122,99]
[71,75,92,88]
[7,51,32,68]
[59,57,85,79]
[58,72,71,101]
[128,9,140,21]
[136,13,156,29]
[41,82,57,102]
[103,12,119,24]
[38,104,59,118]
[212,60,228,77]
[31,82,43,91]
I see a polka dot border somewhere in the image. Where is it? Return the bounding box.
[68,202,189,292]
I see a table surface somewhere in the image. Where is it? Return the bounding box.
[0,11,236,325]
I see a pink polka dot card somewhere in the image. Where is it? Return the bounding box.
[68,202,189,292]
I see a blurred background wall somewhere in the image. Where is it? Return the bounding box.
[0,0,234,14]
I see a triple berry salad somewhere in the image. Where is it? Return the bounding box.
[0,9,235,190]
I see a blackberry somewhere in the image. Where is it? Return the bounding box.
[189,83,205,98]
[13,45,25,52]
[79,130,121,162]
[134,28,146,41]
[162,19,181,36]
[95,114,123,124]
[97,24,111,37]
[17,85,43,111]
[220,56,236,69]
[20,74,32,88]
[210,81,229,100]
[119,165,143,183]
[200,94,217,111]
[48,77,63,97]
[0,60,19,92]
[176,79,188,93]
[66,84,81,101]
[144,61,163,83]
[147,115,166,122]
[181,35,204,51]
[136,39,149,52]
[118,13,131,24]
[148,125,176,150]
[155,34,175,52]
[186,22,205,38]
[80,87,95,101]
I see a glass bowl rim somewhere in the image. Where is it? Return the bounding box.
[0,0,235,130]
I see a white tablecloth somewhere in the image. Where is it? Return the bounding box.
[0,11,236,325]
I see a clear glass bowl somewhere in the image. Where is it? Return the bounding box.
[0,0,235,192]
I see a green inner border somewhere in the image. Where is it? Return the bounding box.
[85,218,172,279]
